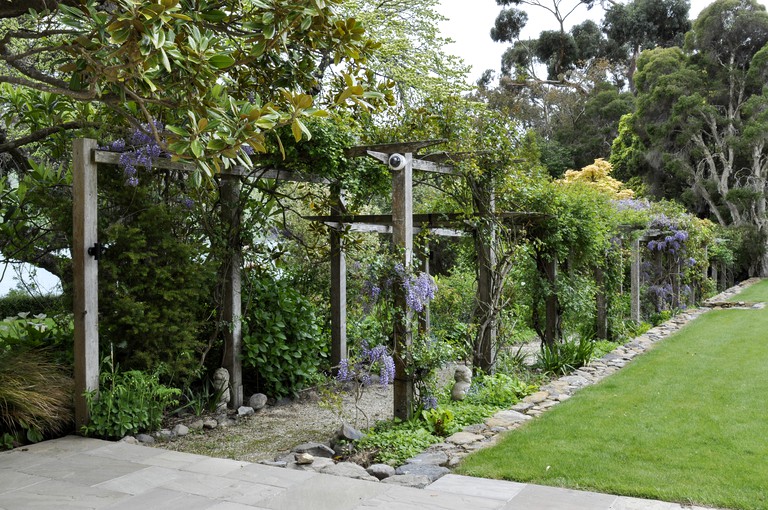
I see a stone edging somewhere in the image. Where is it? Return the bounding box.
[259,278,762,489]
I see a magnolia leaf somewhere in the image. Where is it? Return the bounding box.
[291,118,302,142]
[190,139,204,158]
[167,125,190,137]
[209,54,235,69]
[201,9,227,22]
[160,47,171,72]
[168,13,193,21]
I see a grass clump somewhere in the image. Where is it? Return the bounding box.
[457,308,768,510]
[0,348,74,447]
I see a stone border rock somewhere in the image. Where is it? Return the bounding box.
[260,279,762,488]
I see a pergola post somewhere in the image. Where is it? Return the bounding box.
[330,187,347,370]
[544,251,559,345]
[418,251,430,336]
[594,265,608,340]
[221,168,243,408]
[73,138,100,429]
[630,237,641,322]
[392,152,414,420]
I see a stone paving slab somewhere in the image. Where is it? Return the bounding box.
[0,438,731,510]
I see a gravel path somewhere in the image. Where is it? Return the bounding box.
[158,383,394,463]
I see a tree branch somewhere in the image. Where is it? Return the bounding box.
[0,121,98,152]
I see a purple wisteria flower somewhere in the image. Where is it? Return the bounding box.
[104,120,166,187]
[336,341,395,387]
[394,264,438,312]
[421,395,438,410]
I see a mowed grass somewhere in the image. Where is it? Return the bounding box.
[457,309,768,510]
[727,279,768,302]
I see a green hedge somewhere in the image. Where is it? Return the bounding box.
[0,292,64,319]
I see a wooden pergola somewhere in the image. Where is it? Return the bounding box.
[71,137,571,427]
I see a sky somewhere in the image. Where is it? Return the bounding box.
[437,0,766,84]
[1,0,766,296]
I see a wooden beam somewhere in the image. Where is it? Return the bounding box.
[631,237,641,322]
[392,152,414,421]
[94,149,196,172]
[330,187,347,370]
[304,211,547,228]
[314,221,465,237]
[544,252,559,345]
[95,150,330,183]
[345,139,446,158]
[365,150,457,175]
[221,168,243,409]
[73,138,100,429]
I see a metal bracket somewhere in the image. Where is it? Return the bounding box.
[87,242,105,260]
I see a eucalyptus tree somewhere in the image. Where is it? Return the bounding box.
[602,0,691,90]
[614,0,768,275]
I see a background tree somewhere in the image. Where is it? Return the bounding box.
[615,0,768,275]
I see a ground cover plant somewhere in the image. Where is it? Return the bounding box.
[456,307,768,510]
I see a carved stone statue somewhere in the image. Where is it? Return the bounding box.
[451,365,472,401]
[213,367,231,411]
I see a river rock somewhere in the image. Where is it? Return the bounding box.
[292,442,335,458]
[366,463,396,480]
[249,393,268,410]
[380,474,431,488]
[320,462,378,481]
[394,463,450,482]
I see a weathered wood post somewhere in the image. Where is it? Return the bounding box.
[330,187,347,370]
[221,168,243,408]
[418,249,430,336]
[474,186,497,373]
[73,138,100,429]
[544,251,559,345]
[392,152,414,420]
[594,265,608,340]
[630,237,641,322]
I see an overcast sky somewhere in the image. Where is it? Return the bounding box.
[437,0,767,84]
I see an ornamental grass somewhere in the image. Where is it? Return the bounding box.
[0,348,74,443]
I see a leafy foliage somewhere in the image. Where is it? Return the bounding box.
[83,354,180,439]
[241,271,326,398]
[98,171,214,385]
[0,291,64,318]
[356,421,439,466]
[535,335,595,375]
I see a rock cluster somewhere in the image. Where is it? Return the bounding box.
[123,392,268,445]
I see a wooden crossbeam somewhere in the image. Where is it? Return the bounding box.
[316,221,465,237]
[304,211,547,228]
[364,151,457,175]
[345,139,446,158]
[93,150,330,184]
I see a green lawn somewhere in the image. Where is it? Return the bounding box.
[726,279,768,302]
[457,308,768,510]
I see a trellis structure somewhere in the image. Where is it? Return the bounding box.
[71,138,329,427]
[72,137,575,427]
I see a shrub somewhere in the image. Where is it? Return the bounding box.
[356,421,439,466]
[241,271,326,398]
[0,313,74,367]
[464,372,536,407]
[83,355,180,439]
[0,348,74,447]
[0,290,64,319]
[97,173,215,386]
